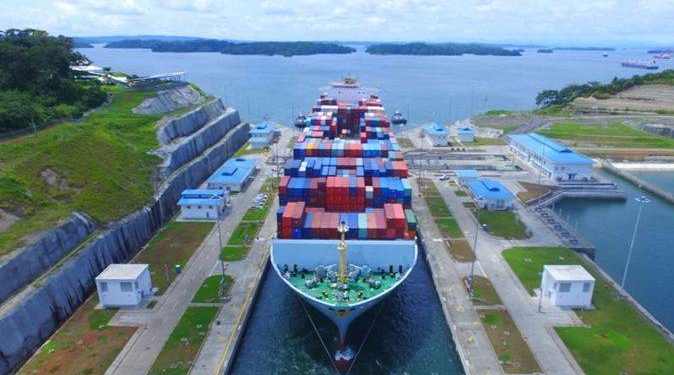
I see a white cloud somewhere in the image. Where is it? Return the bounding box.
[1,0,674,45]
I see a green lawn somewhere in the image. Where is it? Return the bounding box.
[134,221,214,294]
[467,276,502,306]
[17,296,136,375]
[220,245,249,262]
[471,137,506,146]
[473,209,528,239]
[479,310,541,374]
[396,137,415,148]
[425,196,451,218]
[148,306,219,375]
[454,189,468,197]
[503,247,674,375]
[227,222,261,246]
[482,109,517,117]
[233,142,269,157]
[435,217,463,238]
[192,275,234,303]
[538,122,674,148]
[0,88,162,253]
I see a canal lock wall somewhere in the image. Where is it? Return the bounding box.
[0,100,249,375]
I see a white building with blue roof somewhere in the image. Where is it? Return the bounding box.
[508,133,594,181]
[425,123,449,147]
[466,179,515,211]
[456,127,475,142]
[250,121,276,149]
[207,157,258,192]
[178,189,227,220]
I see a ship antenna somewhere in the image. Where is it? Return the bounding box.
[337,221,349,285]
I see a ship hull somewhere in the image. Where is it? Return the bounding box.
[270,239,418,344]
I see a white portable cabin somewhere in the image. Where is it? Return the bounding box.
[95,264,153,308]
[541,265,595,308]
[178,189,227,220]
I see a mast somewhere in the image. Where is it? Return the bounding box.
[337,221,349,284]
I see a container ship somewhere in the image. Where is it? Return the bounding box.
[270,78,418,368]
[621,59,659,70]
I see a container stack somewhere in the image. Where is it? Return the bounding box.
[277,95,417,241]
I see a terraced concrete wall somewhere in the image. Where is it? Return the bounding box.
[0,214,96,305]
[157,100,226,145]
[0,120,249,374]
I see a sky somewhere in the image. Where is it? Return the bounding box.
[2,0,674,46]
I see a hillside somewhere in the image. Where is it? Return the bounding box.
[0,86,165,253]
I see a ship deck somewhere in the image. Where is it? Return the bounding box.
[287,271,399,306]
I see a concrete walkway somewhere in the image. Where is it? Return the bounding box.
[412,183,504,375]
[434,179,586,375]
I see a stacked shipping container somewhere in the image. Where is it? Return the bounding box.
[277,95,417,240]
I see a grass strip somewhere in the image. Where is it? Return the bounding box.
[503,247,674,375]
[148,306,219,375]
[17,297,136,375]
[479,309,541,373]
[191,275,234,303]
[472,209,528,239]
[134,221,214,294]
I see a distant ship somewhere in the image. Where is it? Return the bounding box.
[537,48,553,53]
[391,110,407,125]
[294,113,307,128]
[602,53,609,57]
[653,51,671,59]
[621,60,659,70]
[271,77,418,370]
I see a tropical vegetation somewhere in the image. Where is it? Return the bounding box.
[0,29,106,133]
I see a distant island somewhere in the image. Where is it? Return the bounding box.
[365,42,521,56]
[73,41,93,48]
[553,47,615,51]
[104,39,356,56]
[537,48,554,53]
[647,49,673,54]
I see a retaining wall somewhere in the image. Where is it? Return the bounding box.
[0,120,249,374]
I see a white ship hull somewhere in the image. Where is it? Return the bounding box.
[270,239,418,343]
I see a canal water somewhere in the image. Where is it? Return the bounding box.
[556,170,674,332]
[228,243,463,375]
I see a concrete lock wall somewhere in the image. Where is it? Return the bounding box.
[157,99,227,145]
[0,107,249,374]
[0,213,96,305]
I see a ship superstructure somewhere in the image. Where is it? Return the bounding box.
[270,78,418,366]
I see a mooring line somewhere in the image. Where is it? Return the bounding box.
[299,298,341,374]
[345,299,387,375]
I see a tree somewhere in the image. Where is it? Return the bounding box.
[535,90,560,107]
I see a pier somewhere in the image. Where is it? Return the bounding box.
[601,160,674,205]
[524,180,626,258]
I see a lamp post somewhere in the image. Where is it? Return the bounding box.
[620,195,650,294]
[468,209,480,297]
[212,193,227,298]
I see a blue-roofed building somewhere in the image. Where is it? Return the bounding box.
[508,133,594,181]
[456,127,475,142]
[207,157,258,192]
[466,179,515,211]
[424,123,449,147]
[250,121,276,149]
[178,189,227,220]
[453,169,481,186]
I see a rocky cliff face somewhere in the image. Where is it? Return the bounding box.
[0,101,250,374]
[0,213,96,305]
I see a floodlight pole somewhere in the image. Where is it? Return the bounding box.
[212,194,226,297]
[620,196,650,294]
